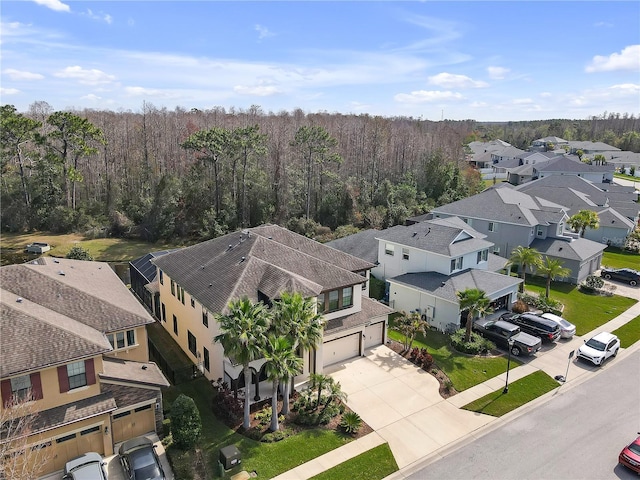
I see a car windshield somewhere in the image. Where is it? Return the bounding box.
[585,339,606,351]
[628,442,640,455]
[133,463,162,480]
[559,320,572,328]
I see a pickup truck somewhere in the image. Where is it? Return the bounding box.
[473,318,542,356]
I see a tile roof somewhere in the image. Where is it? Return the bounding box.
[389,269,522,303]
[100,357,170,387]
[324,297,394,334]
[530,237,607,262]
[152,225,372,314]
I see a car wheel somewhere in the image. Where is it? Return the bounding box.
[630,280,637,286]
[613,348,618,357]
[603,274,612,280]
[511,346,521,356]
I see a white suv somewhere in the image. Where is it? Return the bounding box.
[577,332,620,366]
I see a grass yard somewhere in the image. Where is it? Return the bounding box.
[309,443,398,480]
[0,231,185,265]
[163,377,357,479]
[387,327,516,392]
[462,370,559,417]
[602,247,640,271]
[612,315,640,348]
[524,276,637,336]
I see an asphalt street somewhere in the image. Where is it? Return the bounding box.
[407,349,640,480]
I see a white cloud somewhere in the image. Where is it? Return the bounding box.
[470,101,488,108]
[3,68,44,80]
[83,9,113,24]
[32,0,70,12]
[586,45,640,72]
[255,24,275,40]
[233,85,280,96]
[53,66,116,85]
[512,98,534,105]
[81,93,102,102]
[593,21,613,28]
[427,73,488,89]
[609,83,640,94]
[539,92,552,98]
[0,87,20,95]
[487,66,510,79]
[394,90,464,103]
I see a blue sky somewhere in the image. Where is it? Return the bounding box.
[1,1,639,121]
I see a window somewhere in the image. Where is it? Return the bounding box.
[161,303,166,322]
[180,287,185,305]
[135,404,151,413]
[159,270,164,285]
[202,311,209,328]
[488,222,496,232]
[477,249,489,263]
[537,227,544,237]
[450,257,463,272]
[188,331,197,356]
[10,375,31,400]
[173,314,178,335]
[203,347,210,372]
[191,297,195,308]
[113,410,131,420]
[56,433,77,444]
[342,287,353,308]
[328,291,339,311]
[402,248,410,261]
[385,243,395,256]
[477,251,482,264]
[81,426,100,436]
[171,280,175,296]
[107,329,136,350]
[316,293,325,313]
[493,246,501,254]
[67,361,86,390]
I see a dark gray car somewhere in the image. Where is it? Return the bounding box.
[473,318,542,356]
[119,436,165,480]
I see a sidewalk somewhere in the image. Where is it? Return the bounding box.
[273,297,640,480]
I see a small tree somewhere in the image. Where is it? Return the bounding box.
[65,245,93,261]
[507,246,541,292]
[457,288,494,343]
[170,394,201,449]
[536,257,571,298]
[392,310,429,353]
[568,210,599,238]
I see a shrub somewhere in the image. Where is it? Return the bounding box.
[261,428,291,443]
[65,245,94,261]
[518,292,562,313]
[511,299,529,313]
[211,381,243,424]
[585,275,604,289]
[170,394,201,450]
[450,329,494,355]
[339,412,362,434]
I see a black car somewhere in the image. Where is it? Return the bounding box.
[500,312,561,342]
[119,436,165,480]
[601,267,640,286]
[473,318,542,356]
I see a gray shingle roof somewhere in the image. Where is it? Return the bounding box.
[530,238,607,262]
[325,229,382,265]
[152,225,372,314]
[534,156,614,173]
[389,269,522,303]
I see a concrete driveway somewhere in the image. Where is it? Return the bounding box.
[326,346,495,469]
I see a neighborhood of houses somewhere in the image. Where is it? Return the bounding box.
[1,136,639,478]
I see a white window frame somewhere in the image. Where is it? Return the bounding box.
[488,222,496,232]
[385,243,395,256]
[402,248,410,261]
[10,375,32,400]
[67,361,86,390]
[107,329,136,350]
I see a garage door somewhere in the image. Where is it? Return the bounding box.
[50,425,105,473]
[364,321,385,349]
[323,333,360,367]
[112,404,155,443]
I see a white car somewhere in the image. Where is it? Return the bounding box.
[577,332,620,366]
[541,312,576,339]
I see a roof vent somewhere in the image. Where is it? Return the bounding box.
[559,247,563,251]
[201,265,205,269]
[16,297,23,303]
[58,270,65,276]
[53,259,60,263]
[412,232,417,237]
[240,256,246,263]
[441,282,446,287]
[141,365,148,370]
[209,283,213,287]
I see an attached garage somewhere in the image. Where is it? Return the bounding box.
[364,321,385,349]
[322,333,361,367]
[51,424,105,472]
[111,403,156,443]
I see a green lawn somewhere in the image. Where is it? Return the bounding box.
[524,276,637,336]
[602,247,640,271]
[163,378,356,479]
[387,327,516,392]
[462,370,559,417]
[612,315,640,348]
[309,443,398,480]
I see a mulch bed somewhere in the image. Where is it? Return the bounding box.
[387,340,459,398]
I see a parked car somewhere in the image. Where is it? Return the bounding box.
[119,436,165,480]
[619,434,640,474]
[24,242,51,254]
[600,267,640,286]
[576,331,620,366]
[500,312,561,342]
[473,318,542,356]
[63,452,108,480]
[541,312,576,339]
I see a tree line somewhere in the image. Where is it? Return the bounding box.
[2,102,637,243]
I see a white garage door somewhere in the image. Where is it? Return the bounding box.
[323,333,360,367]
[364,321,385,349]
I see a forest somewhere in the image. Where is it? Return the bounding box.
[2,102,639,243]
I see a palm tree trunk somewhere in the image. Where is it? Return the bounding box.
[243,366,251,430]
[464,311,473,342]
[546,277,551,298]
[281,379,291,415]
[270,380,279,432]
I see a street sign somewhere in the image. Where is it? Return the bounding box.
[568,350,575,359]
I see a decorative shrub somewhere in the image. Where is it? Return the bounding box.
[170,394,202,449]
[65,245,94,261]
[585,275,604,289]
[450,329,495,355]
[511,299,529,313]
[211,381,242,425]
[518,292,562,313]
[261,428,291,443]
[339,412,362,435]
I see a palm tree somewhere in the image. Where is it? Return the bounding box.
[392,310,429,353]
[272,292,324,414]
[508,246,542,292]
[214,297,271,430]
[536,257,571,298]
[309,373,331,410]
[262,336,302,431]
[568,210,600,238]
[457,288,494,343]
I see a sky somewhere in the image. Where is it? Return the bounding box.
[1,1,639,122]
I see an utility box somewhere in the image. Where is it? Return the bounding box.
[219,445,241,470]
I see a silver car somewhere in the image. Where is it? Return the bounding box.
[63,452,108,480]
[541,312,576,339]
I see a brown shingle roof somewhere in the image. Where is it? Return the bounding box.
[324,297,394,334]
[101,383,159,410]
[30,394,117,435]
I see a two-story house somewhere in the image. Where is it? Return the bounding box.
[150,224,393,403]
[0,258,168,478]
[430,184,607,283]
[531,155,614,184]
